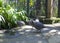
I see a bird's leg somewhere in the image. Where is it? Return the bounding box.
[36,29,41,33]
[31,26,37,32]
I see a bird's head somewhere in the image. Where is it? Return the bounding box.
[35,19,39,22]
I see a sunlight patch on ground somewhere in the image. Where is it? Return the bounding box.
[57,32,60,35]
[0,39,3,42]
[53,23,60,27]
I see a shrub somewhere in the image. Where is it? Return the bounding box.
[0,1,29,30]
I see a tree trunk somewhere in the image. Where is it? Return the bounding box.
[58,0,60,17]
[35,0,41,18]
[45,0,48,18]
[47,0,53,18]
[27,0,30,17]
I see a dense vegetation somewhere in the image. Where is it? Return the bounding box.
[0,0,29,29]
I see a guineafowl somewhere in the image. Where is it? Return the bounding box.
[28,19,45,32]
[17,21,25,27]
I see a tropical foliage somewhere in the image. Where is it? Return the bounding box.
[0,0,29,29]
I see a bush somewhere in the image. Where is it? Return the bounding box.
[0,1,29,30]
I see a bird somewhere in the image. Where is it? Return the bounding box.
[17,21,25,27]
[28,18,45,32]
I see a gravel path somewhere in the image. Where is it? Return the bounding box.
[0,24,60,43]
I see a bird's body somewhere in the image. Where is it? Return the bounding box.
[28,19,45,31]
[17,21,25,26]
[33,21,45,30]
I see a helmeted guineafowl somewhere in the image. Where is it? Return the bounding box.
[17,21,25,26]
[28,19,45,32]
